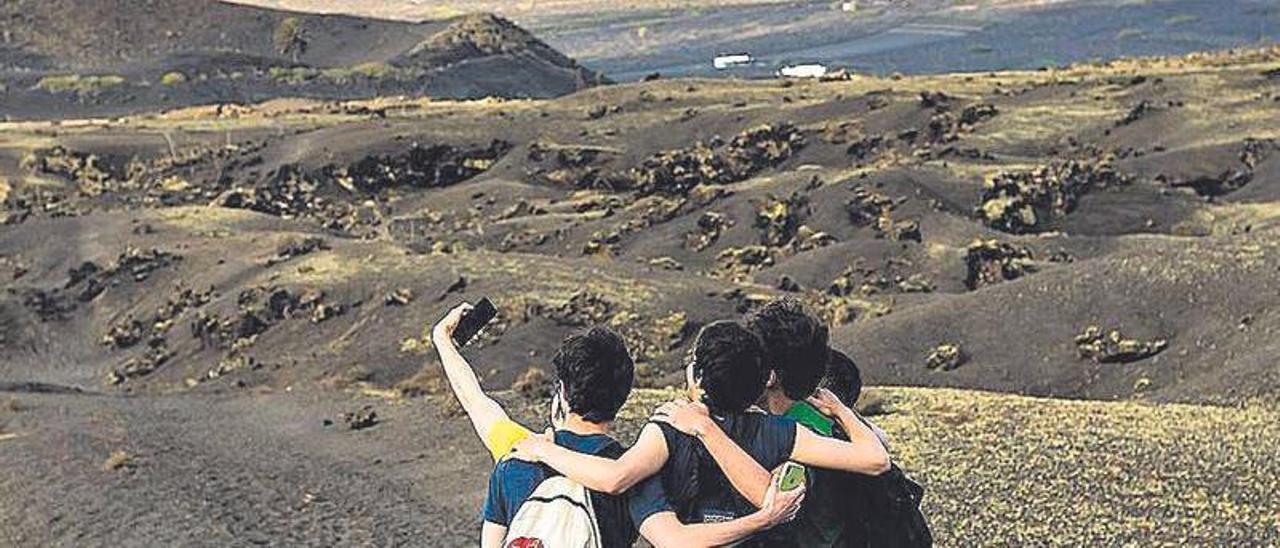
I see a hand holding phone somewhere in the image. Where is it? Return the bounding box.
[777,461,807,492]
[759,463,807,528]
[452,297,497,346]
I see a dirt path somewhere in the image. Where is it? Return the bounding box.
[4,386,1278,545]
[0,389,492,546]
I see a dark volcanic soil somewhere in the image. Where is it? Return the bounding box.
[2,45,1279,545]
[5,46,1279,404]
[2,386,1277,546]
[0,2,605,120]
[0,387,489,546]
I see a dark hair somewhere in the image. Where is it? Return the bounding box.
[689,321,768,415]
[552,327,634,423]
[823,349,863,407]
[666,321,768,519]
[745,298,829,401]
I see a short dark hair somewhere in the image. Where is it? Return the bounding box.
[745,298,829,401]
[552,327,634,423]
[823,349,863,407]
[690,321,768,415]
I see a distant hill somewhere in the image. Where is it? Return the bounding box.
[0,0,436,70]
[219,0,1280,82]
[0,1,605,119]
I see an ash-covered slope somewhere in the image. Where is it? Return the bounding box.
[0,2,605,119]
[2,47,1279,406]
[0,0,438,70]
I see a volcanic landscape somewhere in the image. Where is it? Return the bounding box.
[2,2,1279,545]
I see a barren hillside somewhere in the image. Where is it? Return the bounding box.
[3,46,1279,403]
[0,2,605,119]
[1,43,1279,546]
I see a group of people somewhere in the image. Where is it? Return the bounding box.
[432,298,930,547]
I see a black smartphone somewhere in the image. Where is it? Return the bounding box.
[452,298,497,346]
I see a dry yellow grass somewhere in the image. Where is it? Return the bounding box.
[867,387,1280,545]
[499,386,1280,545]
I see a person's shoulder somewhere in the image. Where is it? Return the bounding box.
[581,432,622,448]
[559,431,624,455]
[585,433,627,459]
[492,455,541,478]
[756,412,800,455]
[712,409,796,438]
[652,421,701,456]
[597,436,626,459]
[650,419,687,441]
[485,419,533,462]
[760,411,800,430]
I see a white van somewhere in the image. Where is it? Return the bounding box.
[713,53,753,70]
[778,63,828,78]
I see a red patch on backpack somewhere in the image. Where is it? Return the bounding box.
[506,537,545,548]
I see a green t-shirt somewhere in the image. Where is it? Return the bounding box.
[764,401,846,547]
[785,400,834,436]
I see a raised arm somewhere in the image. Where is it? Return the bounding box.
[652,400,772,508]
[789,388,890,475]
[639,476,804,548]
[431,303,522,461]
[512,423,669,495]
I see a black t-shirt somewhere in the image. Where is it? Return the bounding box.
[759,460,868,546]
[483,430,638,548]
[761,422,867,547]
[628,411,798,530]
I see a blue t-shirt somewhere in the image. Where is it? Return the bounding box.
[628,411,798,530]
[482,430,637,548]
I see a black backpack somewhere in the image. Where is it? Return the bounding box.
[854,463,933,548]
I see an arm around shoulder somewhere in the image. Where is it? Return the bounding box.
[637,479,804,548]
[651,400,772,507]
[790,390,890,475]
[516,422,669,495]
[640,512,769,548]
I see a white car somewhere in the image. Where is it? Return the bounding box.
[778,63,828,78]
[713,53,753,70]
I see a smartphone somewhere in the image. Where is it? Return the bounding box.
[452,298,497,346]
[778,462,807,492]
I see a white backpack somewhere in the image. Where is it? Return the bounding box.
[503,475,603,548]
